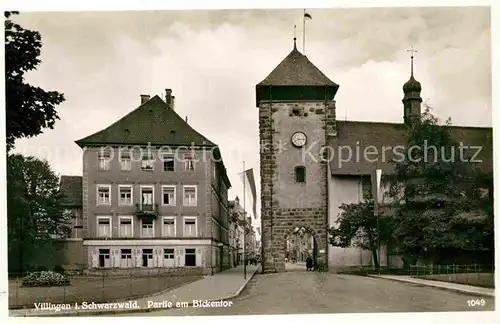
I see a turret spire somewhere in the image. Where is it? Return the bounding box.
[402,45,422,124]
[403,44,422,93]
[407,45,417,77]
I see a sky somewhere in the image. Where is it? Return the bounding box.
[11,7,492,237]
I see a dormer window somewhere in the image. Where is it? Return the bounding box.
[295,166,306,183]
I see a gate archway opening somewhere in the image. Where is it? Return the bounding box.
[284,226,319,272]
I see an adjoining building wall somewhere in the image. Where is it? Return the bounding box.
[54,239,85,271]
[328,175,391,272]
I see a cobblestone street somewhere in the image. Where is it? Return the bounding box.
[134,271,495,316]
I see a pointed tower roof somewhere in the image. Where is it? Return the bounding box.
[75,95,216,147]
[257,40,338,87]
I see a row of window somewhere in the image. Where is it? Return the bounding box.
[97,248,197,267]
[96,216,197,238]
[96,184,197,207]
[98,152,196,172]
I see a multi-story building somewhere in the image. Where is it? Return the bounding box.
[53,175,85,270]
[72,90,231,274]
[255,227,261,261]
[245,217,256,261]
[299,232,314,261]
[228,200,240,268]
[59,176,84,239]
[284,227,314,262]
[228,197,250,264]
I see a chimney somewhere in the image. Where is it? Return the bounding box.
[140,94,150,104]
[185,116,188,123]
[165,89,172,107]
[171,96,175,110]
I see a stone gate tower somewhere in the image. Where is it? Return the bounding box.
[256,39,339,273]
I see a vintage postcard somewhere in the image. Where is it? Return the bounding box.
[2,1,496,323]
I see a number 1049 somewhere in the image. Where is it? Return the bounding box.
[467,299,486,307]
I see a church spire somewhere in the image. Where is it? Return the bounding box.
[402,45,422,124]
[403,45,421,93]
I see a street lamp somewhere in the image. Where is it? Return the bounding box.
[371,168,382,275]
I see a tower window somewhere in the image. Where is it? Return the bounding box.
[295,166,306,183]
[404,104,411,117]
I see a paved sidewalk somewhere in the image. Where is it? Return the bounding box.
[370,275,495,297]
[10,265,259,317]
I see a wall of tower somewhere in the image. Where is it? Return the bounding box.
[259,100,336,273]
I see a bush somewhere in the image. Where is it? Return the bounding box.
[22,271,70,287]
[314,262,328,272]
[53,265,65,274]
[26,265,49,272]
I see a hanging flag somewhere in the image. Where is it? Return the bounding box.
[238,168,257,220]
[304,12,312,20]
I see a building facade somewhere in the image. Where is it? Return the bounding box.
[256,39,493,273]
[228,206,239,268]
[228,197,255,264]
[285,228,314,262]
[228,199,243,267]
[246,217,257,261]
[72,91,231,274]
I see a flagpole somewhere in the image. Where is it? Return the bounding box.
[303,9,306,54]
[243,161,247,279]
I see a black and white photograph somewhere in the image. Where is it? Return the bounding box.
[2,1,497,322]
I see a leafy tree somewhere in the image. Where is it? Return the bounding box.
[387,106,493,265]
[5,11,65,152]
[7,154,71,273]
[328,198,394,269]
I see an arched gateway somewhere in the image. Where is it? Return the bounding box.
[256,39,339,273]
[284,225,319,271]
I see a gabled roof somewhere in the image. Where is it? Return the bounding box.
[75,95,216,147]
[328,121,493,176]
[59,175,82,207]
[257,43,338,87]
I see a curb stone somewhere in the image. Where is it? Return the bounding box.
[368,275,495,298]
[18,267,259,317]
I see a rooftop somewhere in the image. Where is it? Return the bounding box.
[328,120,493,176]
[257,40,339,88]
[76,95,216,147]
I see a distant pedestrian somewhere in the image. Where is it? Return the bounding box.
[285,257,288,263]
[306,256,313,271]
